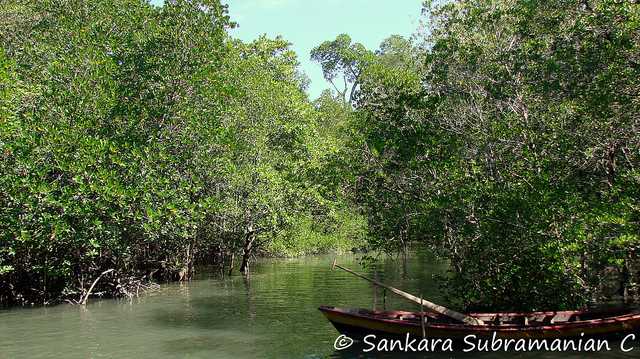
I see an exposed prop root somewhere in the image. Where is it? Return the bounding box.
[80,269,114,305]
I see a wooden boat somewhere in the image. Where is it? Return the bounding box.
[319,305,640,340]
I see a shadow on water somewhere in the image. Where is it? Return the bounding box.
[145,254,440,358]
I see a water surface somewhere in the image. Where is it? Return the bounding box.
[0,252,636,358]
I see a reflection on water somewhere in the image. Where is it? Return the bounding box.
[0,252,636,358]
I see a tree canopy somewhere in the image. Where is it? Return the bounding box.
[344,0,639,310]
[0,0,364,305]
[1,0,638,312]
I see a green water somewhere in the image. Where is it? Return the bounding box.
[0,252,637,358]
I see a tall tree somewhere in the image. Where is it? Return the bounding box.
[311,34,373,104]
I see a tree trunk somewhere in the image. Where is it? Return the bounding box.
[228,252,235,276]
[239,228,255,276]
[186,241,195,280]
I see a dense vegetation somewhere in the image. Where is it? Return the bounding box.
[321,0,638,311]
[0,0,363,306]
[1,0,638,311]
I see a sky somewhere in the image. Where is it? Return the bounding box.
[150,0,425,99]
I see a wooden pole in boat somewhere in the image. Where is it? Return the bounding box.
[383,289,387,310]
[372,271,378,310]
[330,259,485,326]
[420,295,426,338]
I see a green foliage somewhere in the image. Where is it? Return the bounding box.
[268,209,366,257]
[0,0,359,305]
[342,0,640,311]
[4,0,635,313]
[311,34,374,104]
[0,0,234,304]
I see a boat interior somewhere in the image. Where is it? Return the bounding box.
[329,306,639,327]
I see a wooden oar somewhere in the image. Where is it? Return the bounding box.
[331,259,485,326]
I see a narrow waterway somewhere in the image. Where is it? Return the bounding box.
[0,252,636,358]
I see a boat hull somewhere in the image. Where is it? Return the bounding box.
[319,306,640,341]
